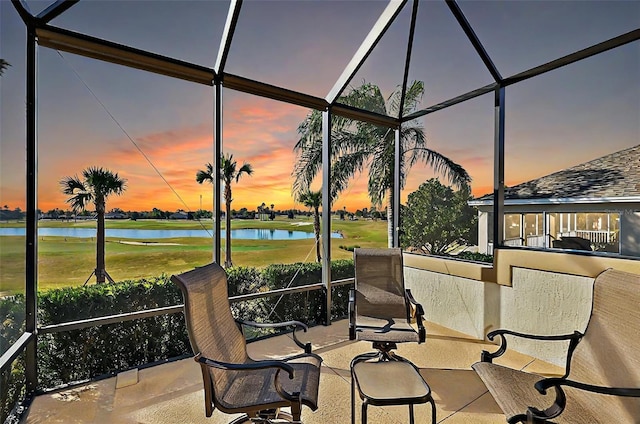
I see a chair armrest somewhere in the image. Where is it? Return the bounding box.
[348,289,356,340]
[196,353,304,405]
[237,319,312,353]
[481,329,583,364]
[195,353,295,379]
[536,377,640,397]
[525,377,640,421]
[405,289,426,343]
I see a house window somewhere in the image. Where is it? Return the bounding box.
[504,214,522,245]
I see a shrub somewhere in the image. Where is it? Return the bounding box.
[454,251,493,263]
[339,245,360,252]
[2,259,355,396]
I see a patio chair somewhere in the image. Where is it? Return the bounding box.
[349,248,425,358]
[172,262,322,423]
[473,268,640,423]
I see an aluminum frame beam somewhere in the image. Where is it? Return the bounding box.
[214,83,223,265]
[333,103,400,129]
[0,333,34,375]
[503,29,640,87]
[25,24,38,395]
[222,73,327,110]
[492,87,505,250]
[215,0,242,76]
[326,0,407,104]
[322,109,333,325]
[222,74,401,128]
[11,0,35,25]
[402,83,497,121]
[35,25,215,86]
[36,0,79,23]
[406,29,640,121]
[446,0,502,83]
[397,0,420,119]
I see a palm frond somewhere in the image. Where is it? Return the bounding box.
[407,147,471,189]
[196,163,215,184]
[235,163,254,182]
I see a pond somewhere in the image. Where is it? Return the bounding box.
[0,227,343,240]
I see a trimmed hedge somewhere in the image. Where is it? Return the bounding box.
[1,259,355,402]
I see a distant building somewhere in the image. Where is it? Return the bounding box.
[469,145,640,257]
[169,211,189,220]
[104,212,128,219]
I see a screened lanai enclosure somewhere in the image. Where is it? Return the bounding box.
[1,0,638,422]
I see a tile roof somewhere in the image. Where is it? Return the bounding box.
[478,144,640,201]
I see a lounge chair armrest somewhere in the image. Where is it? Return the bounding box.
[481,330,583,363]
[348,288,356,340]
[195,353,295,379]
[524,377,640,421]
[536,377,640,398]
[405,289,425,316]
[405,289,426,343]
[237,319,312,353]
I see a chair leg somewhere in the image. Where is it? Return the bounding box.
[351,372,356,424]
[228,414,251,424]
[430,398,437,424]
[362,401,368,424]
[291,402,302,422]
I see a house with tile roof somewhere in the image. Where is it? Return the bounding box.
[469,144,640,257]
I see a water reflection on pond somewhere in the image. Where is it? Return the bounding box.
[0,227,343,240]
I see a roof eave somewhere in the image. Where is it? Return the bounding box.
[468,196,640,207]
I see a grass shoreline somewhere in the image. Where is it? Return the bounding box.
[1,216,387,293]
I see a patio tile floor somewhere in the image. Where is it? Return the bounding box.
[24,320,563,423]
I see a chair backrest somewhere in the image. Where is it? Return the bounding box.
[172,263,248,393]
[570,268,640,419]
[354,248,407,320]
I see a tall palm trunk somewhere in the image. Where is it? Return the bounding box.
[96,199,106,283]
[313,206,321,262]
[225,184,233,267]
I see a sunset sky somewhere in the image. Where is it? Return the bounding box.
[1,1,638,213]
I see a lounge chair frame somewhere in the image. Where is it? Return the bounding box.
[172,262,322,423]
[348,248,425,358]
[473,268,640,423]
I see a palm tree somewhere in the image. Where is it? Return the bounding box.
[293,80,470,247]
[0,59,9,76]
[197,153,253,267]
[297,189,322,262]
[60,166,126,283]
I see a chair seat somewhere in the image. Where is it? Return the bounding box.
[472,362,637,423]
[354,316,419,343]
[220,355,322,412]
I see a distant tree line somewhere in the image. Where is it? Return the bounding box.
[20,206,382,222]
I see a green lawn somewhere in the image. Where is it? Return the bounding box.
[0,216,387,293]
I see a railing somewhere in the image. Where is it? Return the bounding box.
[32,277,354,336]
[487,237,524,254]
[0,276,355,423]
[525,235,546,248]
[560,230,611,244]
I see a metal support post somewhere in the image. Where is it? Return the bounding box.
[322,109,332,325]
[213,82,222,264]
[25,24,38,395]
[492,87,505,253]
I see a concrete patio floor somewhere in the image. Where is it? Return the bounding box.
[23,320,563,423]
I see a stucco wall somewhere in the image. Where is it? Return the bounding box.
[404,266,593,366]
